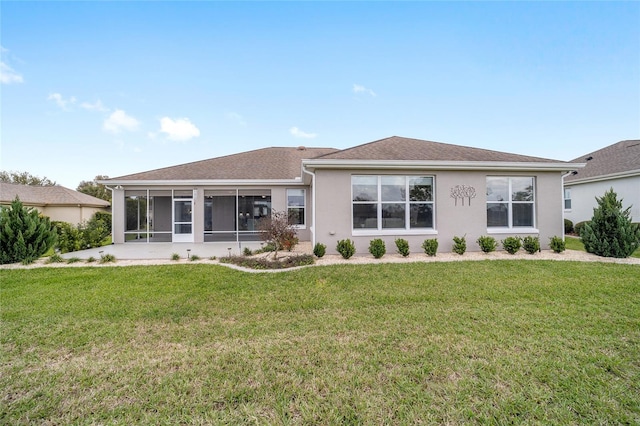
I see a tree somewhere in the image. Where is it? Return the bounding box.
[77,175,111,202]
[257,210,298,259]
[0,170,56,186]
[0,197,57,264]
[580,188,640,258]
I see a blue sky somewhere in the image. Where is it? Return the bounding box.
[1,1,639,189]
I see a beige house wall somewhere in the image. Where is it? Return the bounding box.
[314,169,564,255]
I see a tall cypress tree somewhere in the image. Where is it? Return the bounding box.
[580,189,640,258]
[0,198,56,264]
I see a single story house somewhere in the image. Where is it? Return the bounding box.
[564,140,640,225]
[102,136,583,254]
[0,182,111,224]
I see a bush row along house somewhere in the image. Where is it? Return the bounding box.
[0,182,110,224]
[101,136,585,254]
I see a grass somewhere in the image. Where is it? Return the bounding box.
[1,261,639,424]
[566,235,640,258]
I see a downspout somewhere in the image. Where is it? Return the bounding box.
[561,171,575,242]
[302,164,317,247]
[104,185,115,244]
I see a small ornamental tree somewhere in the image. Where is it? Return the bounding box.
[0,197,56,264]
[580,189,640,258]
[257,210,297,259]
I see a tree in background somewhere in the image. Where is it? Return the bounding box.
[580,188,640,258]
[0,198,56,264]
[0,170,56,186]
[77,175,111,202]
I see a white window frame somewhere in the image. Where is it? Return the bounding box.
[286,188,306,229]
[351,175,437,236]
[564,187,572,210]
[486,176,538,234]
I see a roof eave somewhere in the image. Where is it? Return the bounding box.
[99,178,304,187]
[564,169,640,186]
[303,159,584,172]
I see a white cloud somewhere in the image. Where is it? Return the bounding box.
[103,109,140,133]
[80,100,109,112]
[353,84,376,97]
[226,112,247,126]
[47,93,76,110]
[0,62,24,84]
[159,117,200,141]
[290,126,318,139]
[0,47,24,85]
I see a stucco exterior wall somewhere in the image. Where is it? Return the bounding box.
[314,169,564,255]
[564,175,640,225]
[15,204,107,226]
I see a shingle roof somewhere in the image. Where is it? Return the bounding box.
[564,140,640,182]
[315,136,561,163]
[0,182,111,207]
[108,147,339,181]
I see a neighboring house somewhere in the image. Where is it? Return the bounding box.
[0,182,111,224]
[564,140,640,225]
[102,136,582,253]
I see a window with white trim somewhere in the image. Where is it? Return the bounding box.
[564,188,571,210]
[486,177,535,228]
[287,189,305,227]
[352,175,434,231]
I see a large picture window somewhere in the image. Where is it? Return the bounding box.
[287,189,305,227]
[486,177,535,228]
[352,175,434,232]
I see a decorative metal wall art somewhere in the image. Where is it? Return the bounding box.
[450,185,476,206]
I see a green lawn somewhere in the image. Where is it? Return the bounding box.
[565,235,640,258]
[2,262,639,424]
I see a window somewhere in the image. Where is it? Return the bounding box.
[564,188,571,210]
[352,176,434,232]
[287,189,305,227]
[486,177,535,228]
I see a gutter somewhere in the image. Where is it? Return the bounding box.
[97,178,304,187]
[302,159,583,172]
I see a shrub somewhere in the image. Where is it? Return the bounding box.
[53,213,110,253]
[0,198,56,265]
[313,242,326,258]
[522,236,540,254]
[66,257,82,264]
[369,238,386,259]
[257,210,298,259]
[574,221,588,236]
[93,211,112,235]
[46,253,65,264]
[243,247,253,256]
[452,235,466,255]
[549,236,566,253]
[336,239,356,259]
[422,238,438,256]
[502,236,522,254]
[476,235,497,253]
[86,256,96,263]
[564,218,574,234]
[170,253,180,261]
[580,188,640,258]
[395,238,410,257]
[190,255,201,261]
[99,253,116,263]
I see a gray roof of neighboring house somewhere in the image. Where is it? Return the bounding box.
[565,140,640,183]
[0,182,111,207]
[108,147,339,181]
[314,136,562,163]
